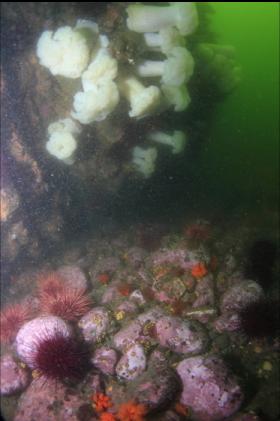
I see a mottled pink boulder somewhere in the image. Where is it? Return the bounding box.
[220,280,263,313]
[117,300,137,314]
[116,344,146,380]
[113,320,143,351]
[153,290,173,303]
[14,377,98,421]
[92,347,118,376]
[137,308,165,325]
[78,307,110,343]
[214,313,241,333]
[193,276,215,307]
[57,265,88,290]
[129,289,146,306]
[101,285,122,304]
[113,309,164,351]
[231,413,262,421]
[133,350,181,412]
[156,316,208,354]
[124,247,147,268]
[90,257,120,283]
[150,248,192,270]
[0,354,30,396]
[176,356,243,421]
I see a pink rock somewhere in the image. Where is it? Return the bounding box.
[78,307,110,343]
[57,265,88,290]
[153,290,173,304]
[156,316,208,354]
[101,286,122,304]
[92,347,118,376]
[231,413,262,421]
[0,354,30,396]
[134,351,180,411]
[137,308,165,325]
[90,257,121,283]
[151,248,193,270]
[116,344,146,380]
[176,356,243,421]
[124,247,147,268]
[113,320,143,351]
[117,300,137,314]
[193,276,215,308]
[214,313,241,333]
[14,377,98,421]
[129,289,146,306]
[220,280,263,313]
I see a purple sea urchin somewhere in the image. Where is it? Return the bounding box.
[15,316,91,382]
[33,333,91,382]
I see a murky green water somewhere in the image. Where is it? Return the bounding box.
[197,2,279,210]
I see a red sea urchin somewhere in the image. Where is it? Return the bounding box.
[37,271,66,297]
[40,287,92,321]
[0,302,34,344]
[15,316,91,382]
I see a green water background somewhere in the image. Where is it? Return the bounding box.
[196,2,279,214]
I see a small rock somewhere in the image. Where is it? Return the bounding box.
[0,354,30,396]
[220,280,263,313]
[129,289,146,306]
[78,307,110,343]
[193,276,215,307]
[57,265,88,290]
[156,316,208,355]
[117,300,137,314]
[0,184,20,223]
[113,320,143,351]
[92,347,118,376]
[214,313,241,333]
[116,344,146,381]
[101,286,122,304]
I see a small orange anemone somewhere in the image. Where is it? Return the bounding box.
[99,412,116,421]
[117,401,147,421]
[117,284,133,297]
[92,393,112,413]
[191,262,208,279]
[98,273,110,285]
[174,402,189,417]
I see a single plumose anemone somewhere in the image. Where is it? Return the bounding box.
[143,27,186,55]
[126,2,199,36]
[36,26,95,78]
[239,298,280,340]
[120,77,161,118]
[15,316,91,382]
[72,80,119,124]
[81,48,118,91]
[137,47,194,87]
[46,118,81,164]
[161,83,191,112]
[148,130,187,154]
[132,146,158,178]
